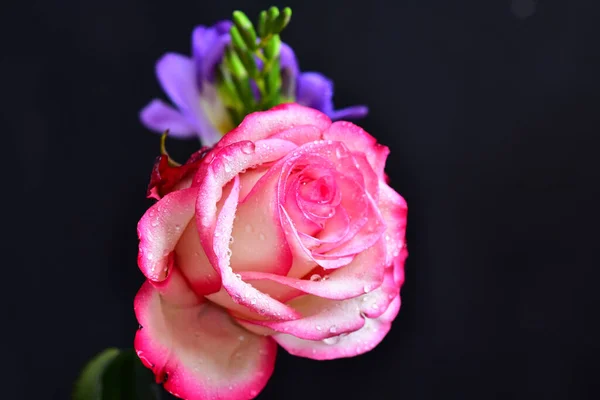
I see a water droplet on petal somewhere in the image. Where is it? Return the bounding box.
[238,335,245,341]
[329,325,338,333]
[310,274,322,281]
[224,163,232,173]
[251,298,257,305]
[316,325,322,331]
[323,336,340,345]
[363,285,371,293]
[242,142,256,154]
[234,273,242,279]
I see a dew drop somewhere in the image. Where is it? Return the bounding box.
[251,298,257,305]
[316,325,322,331]
[234,273,242,279]
[249,389,258,397]
[224,163,232,173]
[229,236,235,244]
[238,335,245,341]
[323,336,340,345]
[174,224,181,232]
[310,274,322,282]
[242,142,256,154]
[329,325,338,333]
[363,285,371,293]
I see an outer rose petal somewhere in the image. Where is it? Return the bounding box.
[174,218,221,296]
[378,181,408,266]
[138,187,197,282]
[323,120,390,179]
[216,103,331,148]
[241,264,398,341]
[273,295,400,360]
[134,281,277,400]
[198,172,300,320]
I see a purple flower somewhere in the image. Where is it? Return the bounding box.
[140,21,368,146]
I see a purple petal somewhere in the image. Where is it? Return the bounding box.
[328,105,370,120]
[201,34,230,83]
[139,99,197,138]
[156,53,200,112]
[296,72,368,121]
[214,20,233,34]
[296,72,334,114]
[280,43,299,99]
[155,53,222,145]
[192,23,231,86]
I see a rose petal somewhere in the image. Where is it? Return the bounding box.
[270,124,323,146]
[196,139,298,277]
[216,104,331,148]
[230,167,292,276]
[134,281,277,400]
[240,238,387,301]
[139,99,197,138]
[174,218,221,296]
[197,171,300,320]
[138,187,197,282]
[378,182,408,266]
[240,263,397,341]
[323,121,389,179]
[273,295,400,360]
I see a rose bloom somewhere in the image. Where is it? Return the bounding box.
[134,104,408,400]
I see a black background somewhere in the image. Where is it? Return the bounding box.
[4,0,600,398]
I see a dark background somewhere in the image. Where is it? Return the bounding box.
[4,0,600,398]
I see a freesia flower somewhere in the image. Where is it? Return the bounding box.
[140,21,368,146]
[135,104,406,400]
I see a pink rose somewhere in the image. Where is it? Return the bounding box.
[134,104,408,400]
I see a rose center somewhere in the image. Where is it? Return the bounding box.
[300,176,335,204]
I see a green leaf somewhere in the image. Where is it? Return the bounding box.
[73,348,160,400]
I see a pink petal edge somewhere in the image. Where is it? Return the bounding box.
[134,281,277,400]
